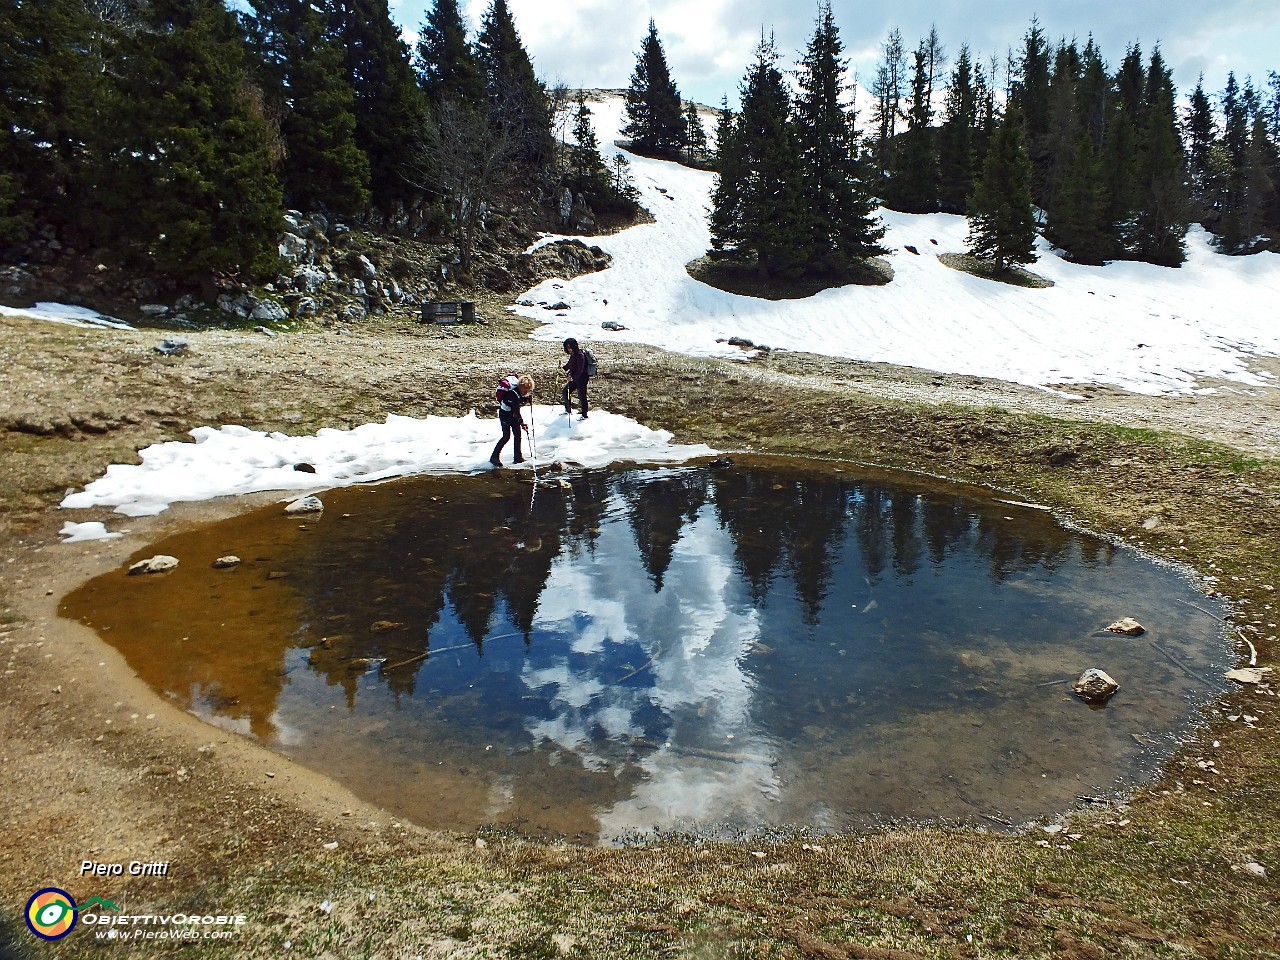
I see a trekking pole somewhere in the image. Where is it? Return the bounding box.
[527,404,539,510]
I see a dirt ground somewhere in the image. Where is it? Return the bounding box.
[1,304,1278,959]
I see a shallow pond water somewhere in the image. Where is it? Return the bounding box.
[63,456,1229,843]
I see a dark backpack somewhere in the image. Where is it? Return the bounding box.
[583,349,598,377]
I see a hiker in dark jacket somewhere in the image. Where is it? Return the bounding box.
[490,373,533,466]
[561,337,589,419]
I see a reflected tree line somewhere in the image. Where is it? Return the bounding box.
[298,465,1114,699]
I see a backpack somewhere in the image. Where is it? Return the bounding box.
[495,375,518,408]
[583,349,598,377]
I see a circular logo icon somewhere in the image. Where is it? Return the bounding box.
[25,888,78,941]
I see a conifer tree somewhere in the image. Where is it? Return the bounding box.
[793,2,886,265]
[1218,113,1278,252]
[707,37,812,279]
[1011,16,1051,194]
[0,0,101,246]
[683,102,708,163]
[937,45,978,214]
[885,41,939,212]
[1042,43,1080,215]
[566,92,610,200]
[869,28,907,178]
[1048,137,1110,263]
[248,0,370,214]
[967,106,1038,273]
[1183,76,1217,218]
[476,0,554,175]
[1131,85,1190,265]
[623,20,686,156]
[414,0,484,107]
[327,0,429,210]
[97,0,282,289]
[708,97,744,249]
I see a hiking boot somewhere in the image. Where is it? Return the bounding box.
[489,456,502,467]
[514,455,526,464]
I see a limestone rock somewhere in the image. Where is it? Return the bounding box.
[213,556,241,569]
[1073,668,1119,705]
[284,495,324,515]
[1225,667,1273,685]
[128,555,179,575]
[1106,617,1145,636]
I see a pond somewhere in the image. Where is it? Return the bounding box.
[62,456,1230,843]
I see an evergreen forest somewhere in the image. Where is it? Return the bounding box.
[2,0,1278,303]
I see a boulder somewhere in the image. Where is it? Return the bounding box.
[284,495,324,515]
[128,555,179,575]
[1073,668,1119,705]
[213,556,241,569]
[1106,617,1145,636]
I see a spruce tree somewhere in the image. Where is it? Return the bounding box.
[0,0,101,246]
[707,37,812,279]
[885,42,940,212]
[1131,85,1189,265]
[476,0,554,176]
[623,20,686,156]
[327,0,429,210]
[967,106,1038,273]
[708,97,744,254]
[937,44,977,214]
[414,0,484,107]
[1218,113,1278,253]
[869,28,907,178]
[1041,43,1080,215]
[1184,76,1217,220]
[248,0,370,215]
[1049,137,1110,263]
[97,0,282,289]
[793,2,886,265]
[683,102,708,163]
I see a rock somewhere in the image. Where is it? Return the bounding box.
[1225,667,1273,685]
[250,300,288,322]
[904,244,919,254]
[1073,668,1119,705]
[1106,618,1146,636]
[140,304,171,317]
[355,254,377,279]
[601,320,628,331]
[128,555,179,575]
[154,337,189,357]
[369,620,403,633]
[1141,516,1161,530]
[212,556,241,569]
[1234,862,1267,878]
[284,496,324,515]
[253,325,277,337]
[293,462,316,473]
[726,336,756,348]
[278,233,308,263]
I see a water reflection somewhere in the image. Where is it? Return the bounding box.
[63,457,1228,842]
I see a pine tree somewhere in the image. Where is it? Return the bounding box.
[707,37,812,279]
[623,20,685,156]
[869,28,907,178]
[683,101,708,163]
[0,0,102,246]
[328,0,429,210]
[937,44,977,214]
[248,0,370,215]
[1131,88,1189,265]
[1048,137,1110,263]
[1011,16,1051,197]
[566,92,610,201]
[1184,76,1217,220]
[793,2,886,265]
[885,41,939,212]
[967,106,1038,273]
[1219,113,1278,253]
[708,97,743,252]
[414,0,484,107]
[1041,43,1080,215]
[97,0,282,289]
[476,0,554,176]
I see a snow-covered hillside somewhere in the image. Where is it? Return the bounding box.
[517,94,1280,398]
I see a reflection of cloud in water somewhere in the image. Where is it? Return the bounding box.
[524,507,781,832]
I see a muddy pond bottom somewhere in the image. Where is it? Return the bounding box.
[63,457,1229,843]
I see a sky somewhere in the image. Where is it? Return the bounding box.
[388,0,1280,109]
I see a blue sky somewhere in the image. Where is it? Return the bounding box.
[387,0,1279,109]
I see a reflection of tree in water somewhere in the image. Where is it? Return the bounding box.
[294,463,1104,702]
[621,469,708,590]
